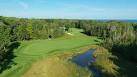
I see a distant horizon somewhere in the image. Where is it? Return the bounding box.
[1,15,137,21]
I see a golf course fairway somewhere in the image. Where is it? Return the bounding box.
[0,28,99,77]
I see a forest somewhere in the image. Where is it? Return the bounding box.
[81,20,137,62]
[0,16,137,77]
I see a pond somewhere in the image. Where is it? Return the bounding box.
[72,49,101,77]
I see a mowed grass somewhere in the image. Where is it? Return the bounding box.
[0,28,98,77]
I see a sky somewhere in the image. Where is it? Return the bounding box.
[0,0,137,19]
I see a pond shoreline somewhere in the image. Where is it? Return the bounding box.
[72,49,101,77]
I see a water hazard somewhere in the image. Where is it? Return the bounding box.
[72,49,101,77]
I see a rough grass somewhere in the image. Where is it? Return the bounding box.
[92,47,120,77]
[92,46,137,77]
[22,51,92,77]
[0,28,98,77]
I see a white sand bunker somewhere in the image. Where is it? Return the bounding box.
[67,33,73,36]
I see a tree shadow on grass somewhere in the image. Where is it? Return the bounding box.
[80,31,91,36]
[0,42,20,73]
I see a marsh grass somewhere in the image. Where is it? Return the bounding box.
[92,46,137,77]
[22,53,92,77]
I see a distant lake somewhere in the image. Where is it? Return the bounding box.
[96,20,137,23]
[121,20,137,23]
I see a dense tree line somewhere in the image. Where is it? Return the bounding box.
[1,17,67,40]
[80,20,137,62]
[0,23,11,70]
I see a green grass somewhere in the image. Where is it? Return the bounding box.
[22,46,93,77]
[0,28,98,77]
